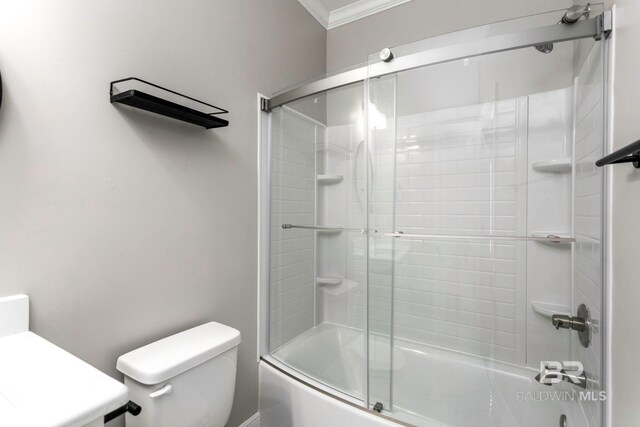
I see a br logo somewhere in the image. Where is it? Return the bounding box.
[539,361,585,385]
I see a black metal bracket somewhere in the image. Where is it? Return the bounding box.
[596,139,640,168]
[104,400,142,424]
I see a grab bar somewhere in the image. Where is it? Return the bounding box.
[384,232,575,244]
[282,224,366,233]
[595,138,640,168]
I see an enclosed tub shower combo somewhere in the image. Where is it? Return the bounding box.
[259,6,610,427]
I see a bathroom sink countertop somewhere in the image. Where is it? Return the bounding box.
[0,331,129,427]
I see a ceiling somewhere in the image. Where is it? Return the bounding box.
[298,0,414,30]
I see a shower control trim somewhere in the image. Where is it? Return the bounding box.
[551,304,591,348]
[551,314,585,331]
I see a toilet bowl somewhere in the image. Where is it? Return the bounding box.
[117,322,241,427]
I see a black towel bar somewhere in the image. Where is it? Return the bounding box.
[596,139,640,168]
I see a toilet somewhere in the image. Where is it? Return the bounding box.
[117,322,241,427]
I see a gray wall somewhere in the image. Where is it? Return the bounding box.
[606,1,640,426]
[0,1,326,426]
[327,0,572,71]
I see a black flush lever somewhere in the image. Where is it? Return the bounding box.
[104,400,142,424]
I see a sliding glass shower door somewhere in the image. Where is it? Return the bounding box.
[366,8,606,426]
[264,6,607,427]
[268,82,370,403]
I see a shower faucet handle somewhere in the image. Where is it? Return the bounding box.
[551,314,585,331]
[550,304,591,348]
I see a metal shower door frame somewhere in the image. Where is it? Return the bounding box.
[267,13,610,111]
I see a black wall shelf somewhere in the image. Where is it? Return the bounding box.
[110,77,228,129]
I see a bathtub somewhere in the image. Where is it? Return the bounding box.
[261,323,589,427]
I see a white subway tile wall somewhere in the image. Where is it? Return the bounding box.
[525,88,574,368]
[319,98,530,363]
[270,66,602,387]
[317,123,368,331]
[269,108,318,350]
[573,42,604,427]
[387,100,527,363]
[314,90,584,370]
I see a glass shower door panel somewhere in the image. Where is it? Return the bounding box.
[391,56,530,365]
[268,105,318,353]
[317,82,369,401]
[268,84,369,404]
[389,58,531,424]
[368,30,604,425]
[572,38,605,427]
[367,73,397,412]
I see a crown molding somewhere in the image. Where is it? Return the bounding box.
[328,0,414,29]
[298,0,414,30]
[297,0,330,29]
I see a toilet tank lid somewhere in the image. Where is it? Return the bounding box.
[116,322,241,385]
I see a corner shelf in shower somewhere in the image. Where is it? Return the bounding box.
[531,158,572,173]
[110,77,229,129]
[531,302,571,319]
[316,276,343,286]
[530,232,573,245]
[317,174,344,185]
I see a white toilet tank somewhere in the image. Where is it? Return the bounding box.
[117,322,241,427]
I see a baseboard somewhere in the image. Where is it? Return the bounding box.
[239,412,260,427]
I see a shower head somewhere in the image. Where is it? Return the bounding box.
[533,4,591,54]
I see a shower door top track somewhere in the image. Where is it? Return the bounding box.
[267,12,610,110]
